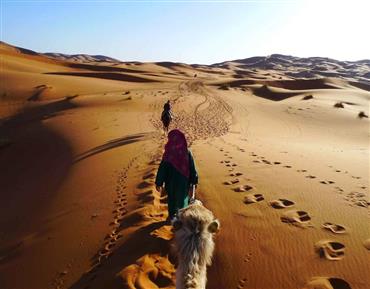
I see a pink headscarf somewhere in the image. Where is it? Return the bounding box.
[163,129,189,178]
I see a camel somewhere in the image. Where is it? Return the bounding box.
[161,100,172,133]
[161,110,172,133]
[173,200,220,289]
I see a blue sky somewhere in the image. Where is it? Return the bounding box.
[1,0,369,64]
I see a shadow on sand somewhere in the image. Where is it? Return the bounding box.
[0,97,77,260]
[73,132,154,163]
[69,220,169,289]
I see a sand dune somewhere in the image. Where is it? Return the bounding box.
[0,43,369,289]
[45,72,160,83]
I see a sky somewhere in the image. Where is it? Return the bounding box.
[1,0,369,64]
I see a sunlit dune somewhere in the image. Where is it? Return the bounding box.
[0,42,369,289]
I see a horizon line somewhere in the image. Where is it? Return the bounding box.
[1,40,369,65]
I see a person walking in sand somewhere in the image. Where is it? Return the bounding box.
[155,129,198,222]
[161,100,173,133]
[163,100,171,111]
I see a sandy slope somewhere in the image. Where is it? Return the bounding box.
[0,45,369,289]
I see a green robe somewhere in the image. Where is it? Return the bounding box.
[155,151,198,218]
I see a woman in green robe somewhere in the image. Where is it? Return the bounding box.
[155,129,198,222]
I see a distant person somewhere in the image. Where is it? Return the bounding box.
[155,129,198,223]
[163,100,171,111]
[161,100,172,132]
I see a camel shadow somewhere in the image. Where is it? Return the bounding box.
[68,220,169,289]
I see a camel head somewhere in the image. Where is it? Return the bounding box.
[174,200,219,234]
[173,200,220,265]
[173,200,220,289]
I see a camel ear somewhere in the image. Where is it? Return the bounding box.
[208,219,220,233]
[173,219,182,231]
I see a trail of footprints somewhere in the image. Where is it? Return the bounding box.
[214,143,367,289]
[118,149,176,288]
[332,166,368,209]
[82,156,138,288]
[249,150,369,210]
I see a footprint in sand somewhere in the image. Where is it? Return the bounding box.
[273,161,281,165]
[363,239,370,250]
[111,216,125,225]
[105,230,122,240]
[113,207,127,214]
[237,278,247,289]
[143,172,155,180]
[104,240,116,251]
[137,181,152,189]
[322,222,347,234]
[297,169,307,173]
[262,159,272,165]
[306,175,316,179]
[253,160,261,163]
[315,240,345,261]
[320,180,335,185]
[243,252,252,263]
[229,172,243,177]
[304,277,352,289]
[269,199,295,209]
[355,200,369,208]
[118,190,127,196]
[223,179,240,185]
[355,192,366,198]
[150,225,173,241]
[117,198,128,205]
[244,193,264,204]
[281,210,312,227]
[119,254,175,288]
[234,184,253,192]
[99,246,112,258]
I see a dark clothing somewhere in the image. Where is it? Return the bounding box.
[163,102,171,111]
[155,150,198,218]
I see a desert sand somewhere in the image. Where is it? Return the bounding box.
[0,41,369,289]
